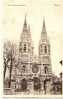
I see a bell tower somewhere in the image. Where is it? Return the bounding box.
[39,18,52,74]
[19,15,33,63]
[38,18,52,94]
[16,16,34,92]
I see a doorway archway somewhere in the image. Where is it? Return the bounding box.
[33,77,41,91]
[21,78,27,91]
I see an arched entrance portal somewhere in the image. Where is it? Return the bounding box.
[33,77,41,91]
[21,78,27,91]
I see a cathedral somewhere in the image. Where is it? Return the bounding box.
[10,16,53,95]
[4,16,62,95]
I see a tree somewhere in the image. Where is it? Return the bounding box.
[3,41,17,88]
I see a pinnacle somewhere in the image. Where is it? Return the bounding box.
[24,15,27,27]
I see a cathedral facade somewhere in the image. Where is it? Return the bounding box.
[10,16,53,95]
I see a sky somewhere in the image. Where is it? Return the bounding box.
[2,0,63,76]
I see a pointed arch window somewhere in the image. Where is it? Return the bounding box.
[39,45,43,54]
[21,78,27,91]
[44,46,47,53]
[48,45,50,54]
[40,45,43,52]
[22,65,26,73]
[32,64,39,73]
[33,77,41,90]
[44,66,48,74]
[24,44,26,52]
[28,43,31,52]
[19,42,22,52]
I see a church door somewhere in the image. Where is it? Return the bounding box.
[33,77,41,91]
[21,78,27,91]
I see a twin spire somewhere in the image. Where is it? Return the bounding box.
[23,15,47,37]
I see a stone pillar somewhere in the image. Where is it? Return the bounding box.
[46,81,51,94]
[27,80,33,94]
[41,81,44,94]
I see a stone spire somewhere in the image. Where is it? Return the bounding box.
[41,17,47,38]
[23,15,28,32]
[39,17,52,75]
[24,15,27,27]
[19,15,33,56]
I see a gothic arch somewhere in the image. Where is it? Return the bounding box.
[44,66,48,74]
[33,77,41,91]
[21,78,27,91]
[22,65,26,73]
[44,45,47,53]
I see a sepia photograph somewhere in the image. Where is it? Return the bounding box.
[2,0,63,96]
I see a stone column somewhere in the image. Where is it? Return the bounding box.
[41,81,44,94]
[46,81,51,94]
[27,80,33,94]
